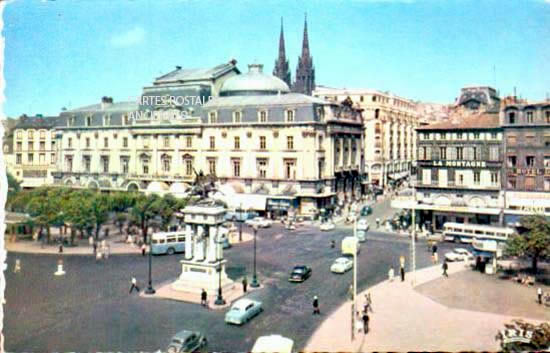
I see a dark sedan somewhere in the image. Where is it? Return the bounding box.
[288,265,312,283]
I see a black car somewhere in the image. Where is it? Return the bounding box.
[360,205,373,216]
[288,265,312,282]
[166,330,207,353]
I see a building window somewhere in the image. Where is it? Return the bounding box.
[419,147,426,160]
[526,111,534,123]
[544,156,550,168]
[233,111,242,123]
[491,171,499,185]
[526,156,535,167]
[234,136,240,149]
[260,136,266,150]
[85,137,90,148]
[68,138,72,148]
[457,132,463,140]
[507,155,517,168]
[474,171,480,185]
[51,153,56,164]
[546,111,550,123]
[104,137,109,148]
[489,146,499,161]
[257,159,268,178]
[287,136,294,150]
[16,131,22,139]
[101,156,109,173]
[40,130,46,139]
[28,141,33,151]
[508,112,516,124]
[16,153,21,165]
[286,110,295,122]
[507,177,516,189]
[162,136,169,148]
[28,130,34,139]
[318,135,324,149]
[458,174,464,185]
[161,155,171,172]
[184,158,193,176]
[456,147,463,160]
[440,147,446,160]
[208,158,216,175]
[360,96,364,102]
[66,156,73,172]
[16,142,22,151]
[83,156,91,172]
[86,116,92,126]
[259,110,268,122]
[491,132,498,139]
[473,146,479,160]
[422,169,431,185]
[209,136,215,149]
[284,159,296,179]
[142,159,149,174]
[233,159,241,177]
[186,136,192,148]
[39,141,45,151]
[525,176,536,190]
[123,137,128,148]
[121,157,129,174]
[544,178,550,191]
[374,109,380,119]
[474,132,480,140]
[318,158,325,178]
[209,111,217,123]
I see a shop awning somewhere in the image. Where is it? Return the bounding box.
[472,249,495,259]
[388,171,409,180]
[224,193,268,211]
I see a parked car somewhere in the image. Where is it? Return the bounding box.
[330,257,353,273]
[356,229,367,242]
[444,248,473,262]
[245,217,272,228]
[224,299,263,325]
[166,330,207,353]
[288,265,312,282]
[320,222,335,231]
[360,205,373,216]
[356,218,369,231]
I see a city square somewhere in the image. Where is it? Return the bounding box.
[1,0,549,352]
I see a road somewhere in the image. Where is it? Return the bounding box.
[4,199,461,352]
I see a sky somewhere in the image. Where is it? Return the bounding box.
[2,0,550,118]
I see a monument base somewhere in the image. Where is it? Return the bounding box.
[172,259,234,294]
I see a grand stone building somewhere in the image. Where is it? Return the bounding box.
[313,86,420,191]
[50,61,364,217]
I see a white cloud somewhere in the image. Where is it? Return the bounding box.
[110,26,145,48]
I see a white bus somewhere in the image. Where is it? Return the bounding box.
[151,231,186,255]
[442,222,515,244]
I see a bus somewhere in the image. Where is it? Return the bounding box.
[442,222,515,244]
[151,231,186,255]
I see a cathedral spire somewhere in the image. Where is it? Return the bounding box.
[292,13,315,96]
[273,17,291,88]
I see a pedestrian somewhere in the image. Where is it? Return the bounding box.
[432,243,438,255]
[93,241,97,254]
[537,287,543,304]
[104,228,109,238]
[434,251,439,264]
[242,277,248,293]
[14,259,21,273]
[201,289,208,307]
[442,260,449,277]
[400,266,405,282]
[362,312,370,334]
[96,251,102,262]
[312,295,320,315]
[376,218,380,228]
[59,243,63,253]
[88,235,93,247]
[141,243,146,256]
[388,267,394,282]
[330,240,335,249]
[129,277,140,294]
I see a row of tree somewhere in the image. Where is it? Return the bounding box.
[6,184,189,245]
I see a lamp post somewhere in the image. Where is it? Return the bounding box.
[238,203,243,242]
[214,232,226,305]
[411,180,417,286]
[351,232,358,341]
[145,221,156,295]
[250,224,260,288]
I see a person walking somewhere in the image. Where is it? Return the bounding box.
[388,267,394,282]
[312,296,320,315]
[93,241,97,254]
[442,260,449,277]
[141,243,146,256]
[59,243,63,253]
[242,277,248,293]
[362,312,370,334]
[537,287,543,304]
[88,235,93,247]
[14,259,21,273]
[201,289,208,307]
[129,277,140,294]
[400,266,405,282]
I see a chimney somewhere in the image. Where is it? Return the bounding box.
[229,58,237,66]
[101,96,113,110]
[175,65,181,70]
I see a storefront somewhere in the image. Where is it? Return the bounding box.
[266,197,298,219]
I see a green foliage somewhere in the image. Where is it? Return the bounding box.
[505,215,550,273]
[130,193,161,242]
[7,171,20,199]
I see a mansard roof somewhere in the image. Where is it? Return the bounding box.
[66,101,138,113]
[15,115,65,129]
[204,92,327,108]
[154,61,240,84]
[417,112,500,131]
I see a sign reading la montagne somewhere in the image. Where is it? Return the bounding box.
[432,160,487,168]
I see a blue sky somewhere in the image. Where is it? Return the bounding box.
[3,0,550,117]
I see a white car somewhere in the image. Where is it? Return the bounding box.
[330,257,353,273]
[445,248,473,262]
[245,217,272,228]
[320,222,335,231]
[356,219,369,231]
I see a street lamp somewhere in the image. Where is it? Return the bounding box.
[214,231,226,305]
[410,180,417,286]
[238,203,243,242]
[350,231,358,341]
[145,222,156,295]
[250,224,260,288]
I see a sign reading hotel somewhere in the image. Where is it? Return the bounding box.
[432,160,487,168]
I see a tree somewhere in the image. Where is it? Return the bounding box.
[7,171,21,200]
[115,213,127,235]
[505,215,550,273]
[130,193,161,243]
[25,188,63,244]
[90,193,112,241]
[63,190,95,244]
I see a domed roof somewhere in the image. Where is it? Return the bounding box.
[220,64,290,96]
